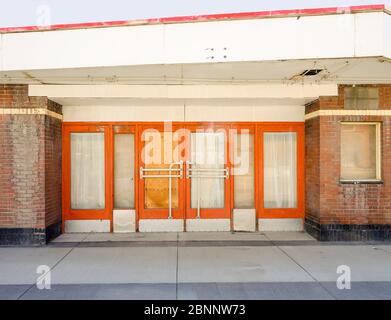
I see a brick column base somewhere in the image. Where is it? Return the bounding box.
[0,85,62,246]
[305,85,391,241]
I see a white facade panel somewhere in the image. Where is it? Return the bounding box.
[139,219,184,232]
[354,13,384,57]
[1,12,388,72]
[62,103,305,122]
[385,13,391,59]
[233,209,257,232]
[186,219,231,232]
[113,210,136,233]
[65,220,111,233]
[164,14,356,64]
[2,25,165,71]
[29,84,338,99]
[258,219,304,232]
[63,103,185,122]
[184,103,305,122]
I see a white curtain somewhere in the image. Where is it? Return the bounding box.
[71,133,105,210]
[114,134,135,209]
[191,132,225,209]
[264,132,297,208]
[233,133,254,208]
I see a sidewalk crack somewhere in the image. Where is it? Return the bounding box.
[264,233,338,300]
[16,233,89,300]
[175,232,179,300]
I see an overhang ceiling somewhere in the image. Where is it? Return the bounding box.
[1,57,391,85]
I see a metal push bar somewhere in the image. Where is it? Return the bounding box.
[140,160,183,219]
[139,160,229,220]
[186,161,229,219]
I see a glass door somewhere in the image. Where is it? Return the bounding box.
[138,125,186,220]
[185,125,231,219]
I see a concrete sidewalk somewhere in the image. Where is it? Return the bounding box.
[0,232,391,300]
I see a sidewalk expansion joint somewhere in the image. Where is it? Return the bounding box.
[16,233,90,300]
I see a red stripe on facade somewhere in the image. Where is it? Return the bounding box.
[0,4,386,34]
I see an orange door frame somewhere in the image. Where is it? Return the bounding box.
[62,124,113,231]
[112,124,137,232]
[137,123,186,221]
[229,123,258,230]
[184,123,232,220]
[257,122,305,219]
[62,121,305,232]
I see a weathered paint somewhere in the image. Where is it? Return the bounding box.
[0,4,386,34]
[1,12,389,72]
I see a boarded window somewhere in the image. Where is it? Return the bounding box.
[344,87,379,110]
[340,123,381,181]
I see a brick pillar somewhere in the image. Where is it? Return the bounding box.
[305,85,391,241]
[0,84,62,245]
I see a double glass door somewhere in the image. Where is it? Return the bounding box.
[138,125,230,221]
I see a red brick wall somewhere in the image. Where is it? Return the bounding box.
[305,112,320,225]
[44,115,62,228]
[305,85,391,233]
[0,85,62,244]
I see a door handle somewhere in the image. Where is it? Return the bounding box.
[168,160,183,219]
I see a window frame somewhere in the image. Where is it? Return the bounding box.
[62,124,113,223]
[62,122,305,230]
[229,124,256,210]
[340,121,382,183]
[113,125,136,210]
[257,123,305,219]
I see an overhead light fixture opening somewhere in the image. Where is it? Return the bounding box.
[299,69,324,76]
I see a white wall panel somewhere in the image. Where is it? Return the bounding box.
[355,13,384,57]
[29,84,338,99]
[2,25,165,71]
[186,219,231,232]
[63,103,185,122]
[1,12,388,72]
[65,220,110,233]
[63,102,305,122]
[164,14,356,64]
[258,218,304,232]
[185,103,304,122]
[139,219,184,232]
[385,13,391,59]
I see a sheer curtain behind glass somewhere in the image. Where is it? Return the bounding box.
[71,133,105,209]
[264,132,297,208]
[233,133,254,208]
[114,134,135,209]
[191,132,225,209]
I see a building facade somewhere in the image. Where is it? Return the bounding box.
[0,5,390,245]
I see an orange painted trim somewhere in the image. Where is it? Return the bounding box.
[111,125,137,232]
[229,124,257,229]
[184,123,232,221]
[258,122,305,219]
[62,121,306,229]
[137,124,186,221]
[62,124,113,228]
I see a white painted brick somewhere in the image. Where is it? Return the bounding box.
[233,209,256,232]
[258,218,304,231]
